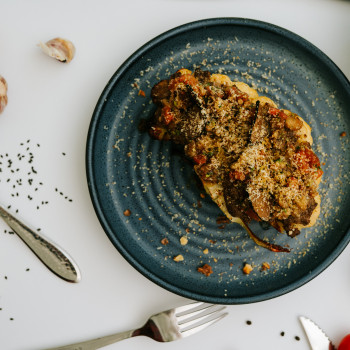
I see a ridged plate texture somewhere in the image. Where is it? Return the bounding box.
[86,18,350,304]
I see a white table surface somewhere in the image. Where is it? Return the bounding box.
[1,1,350,349]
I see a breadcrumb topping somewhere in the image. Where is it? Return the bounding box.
[149,68,322,239]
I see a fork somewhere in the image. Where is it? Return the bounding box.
[46,302,227,349]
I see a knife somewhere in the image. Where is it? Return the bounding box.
[0,205,81,283]
[299,316,335,350]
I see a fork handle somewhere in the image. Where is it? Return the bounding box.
[45,329,137,350]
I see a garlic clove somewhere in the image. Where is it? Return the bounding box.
[39,37,75,63]
[0,75,8,114]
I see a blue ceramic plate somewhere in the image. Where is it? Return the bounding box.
[86,18,350,304]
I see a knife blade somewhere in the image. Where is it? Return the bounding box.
[0,205,81,283]
[299,316,335,350]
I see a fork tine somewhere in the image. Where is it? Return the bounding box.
[178,306,226,327]
[176,304,216,322]
[180,312,228,338]
[176,305,225,325]
[174,301,203,315]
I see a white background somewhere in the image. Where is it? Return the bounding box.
[1,1,350,349]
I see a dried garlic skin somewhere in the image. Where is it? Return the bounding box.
[0,75,8,114]
[39,37,75,63]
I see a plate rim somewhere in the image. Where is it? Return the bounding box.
[86,17,350,304]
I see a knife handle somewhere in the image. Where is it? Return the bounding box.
[0,205,81,283]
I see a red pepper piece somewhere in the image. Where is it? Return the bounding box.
[161,106,174,125]
[229,170,245,181]
[193,154,207,165]
[294,148,321,173]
